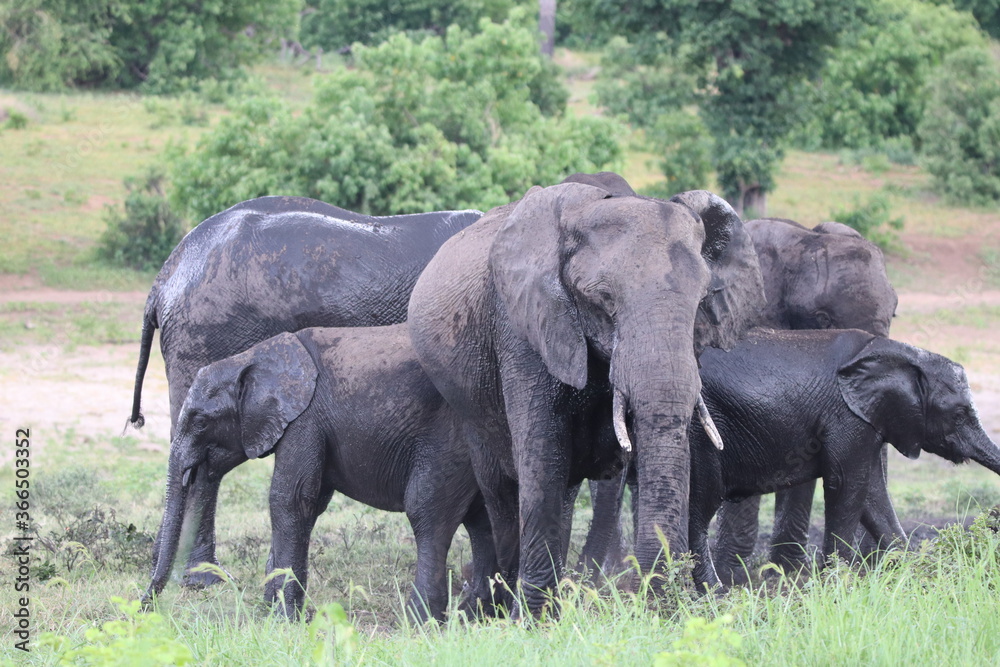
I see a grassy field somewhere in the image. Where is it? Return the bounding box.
[3,53,1000,665]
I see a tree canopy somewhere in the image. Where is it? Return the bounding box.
[581,0,870,214]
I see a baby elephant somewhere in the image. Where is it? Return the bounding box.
[689,328,1000,587]
[144,325,498,622]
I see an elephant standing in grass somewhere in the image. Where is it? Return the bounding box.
[578,215,898,579]
[130,196,481,587]
[406,181,765,615]
[143,326,500,622]
[688,329,1000,587]
[710,217,898,583]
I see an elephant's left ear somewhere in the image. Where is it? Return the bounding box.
[836,337,927,459]
[237,332,319,459]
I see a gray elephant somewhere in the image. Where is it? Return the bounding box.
[130,196,481,587]
[710,217,898,582]
[577,215,899,578]
[406,181,765,615]
[688,328,1000,588]
[143,325,498,622]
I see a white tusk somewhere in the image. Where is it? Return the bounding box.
[613,388,633,453]
[697,394,724,451]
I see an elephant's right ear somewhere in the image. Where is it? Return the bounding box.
[836,337,927,459]
[490,182,612,390]
[237,333,318,459]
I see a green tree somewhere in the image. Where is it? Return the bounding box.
[170,13,622,221]
[581,0,869,215]
[796,0,985,150]
[918,46,1000,205]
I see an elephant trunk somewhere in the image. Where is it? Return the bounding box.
[143,452,201,603]
[612,308,701,572]
[965,422,1000,476]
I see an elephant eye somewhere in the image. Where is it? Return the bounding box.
[814,311,832,329]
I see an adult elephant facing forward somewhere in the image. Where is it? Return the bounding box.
[407,182,765,615]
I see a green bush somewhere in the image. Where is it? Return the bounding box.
[0,0,300,93]
[830,193,905,251]
[300,0,524,50]
[593,36,699,128]
[170,13,622,220]
[795,0,986,150]
[918,45,1000,205]
[4,109,29,129]
[643,111,713,195]
[97,168,187,271]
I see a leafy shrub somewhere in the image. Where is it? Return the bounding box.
[830,193,905,251]
[642,111,713,196]
[98,168,187,271]
[170,13,622,220]
[795,0,986,150]
[4,109,29,129]
[300,0,524,50]
[593,36,699,128]
[0,0,300,93]
[918,46,1000,205]
[34,507,154,574]
[41,597,192,666]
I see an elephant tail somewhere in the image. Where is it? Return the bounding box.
[128,297,159,431]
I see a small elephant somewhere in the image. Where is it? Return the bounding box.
[688,328,1000,588]
[143,325,496,622]
[131,196,481,587]
[711,218,899,581]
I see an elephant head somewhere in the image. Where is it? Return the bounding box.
[747,218,897,336]
[144,333,318,601]
[408,176,765,611]
[838,338,1000,472]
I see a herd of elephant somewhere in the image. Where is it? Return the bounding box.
[132,172,1000,622]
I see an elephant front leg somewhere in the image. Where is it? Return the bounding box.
[265,442,324,619]
[711,496,762,585]
[181,475,228,588]
[858,451,906,557]
[822,469,871,564]
[768,481,817,574]
[577,477,628,579]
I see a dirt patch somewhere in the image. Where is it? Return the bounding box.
[0,343,170,467]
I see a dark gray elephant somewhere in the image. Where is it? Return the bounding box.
[710,217,898,583]
[688,329,1000,587]
[406,181,765,615]
[143,325,499,622]
[130,196,481,587]
[578,215,899,578]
